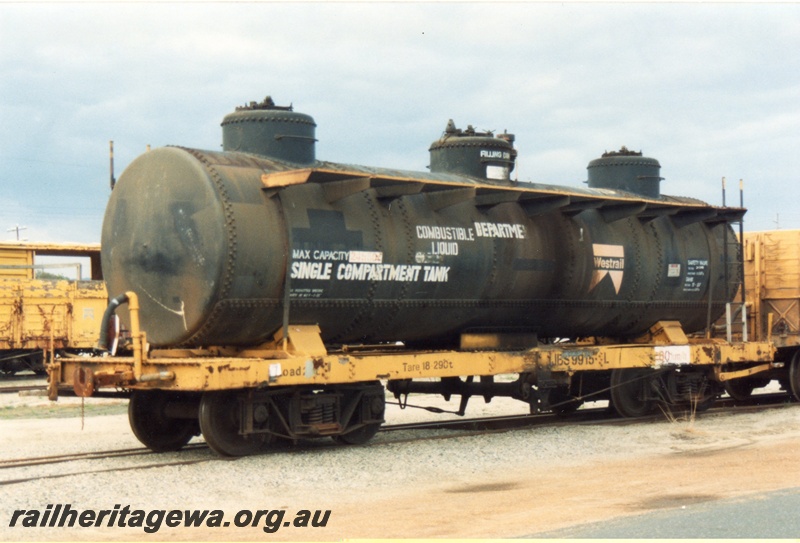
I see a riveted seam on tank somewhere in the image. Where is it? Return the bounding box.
[284,297,725,312]
[587,161,660,167]
[365,196,412,339]
[429,141,510,150]
[626,217,642,303]
[331,191,384,343]
[625,219,663,333]
[177,148,238,346]
[559,212,578,307]
[221,116,316,126]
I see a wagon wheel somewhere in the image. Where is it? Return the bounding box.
[128,390,199,452]
[723,378,756,402]
[789,351,800,402]
[332,383,385,445]
[547,386,583,417]
[333,422,382,445]
[691,386,716,413]
[29,353,47,375]
[609,368,655,418]
[199,390,266,457]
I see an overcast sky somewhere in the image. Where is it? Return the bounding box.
[1,1,799,243]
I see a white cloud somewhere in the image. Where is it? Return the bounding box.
[1,2,799,239]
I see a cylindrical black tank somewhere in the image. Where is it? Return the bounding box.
[101,106,739,348]
[429,120,516,183]
[587,147,662,198]
[221,96,316,164]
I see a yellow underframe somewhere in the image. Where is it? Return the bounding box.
[51,329,776,398]
[48,292,777,398]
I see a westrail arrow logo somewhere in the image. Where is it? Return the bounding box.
[589,244,625,294]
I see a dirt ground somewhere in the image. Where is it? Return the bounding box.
[1,393,799,540]
[336,431,800,539]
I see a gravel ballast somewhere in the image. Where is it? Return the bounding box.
[1,386,799,540]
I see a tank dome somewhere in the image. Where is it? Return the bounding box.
[587,147,662,198]
[429,120,516,183]
[221,96,316,164]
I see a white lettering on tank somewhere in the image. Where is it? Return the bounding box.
[290,261,333,280]
[473,222,526,239]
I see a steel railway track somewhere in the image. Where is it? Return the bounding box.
[381,392,791,433]
[0,444,212,487]
[0,376,47,395]
[0,393,794,488]
[0,385,47,395]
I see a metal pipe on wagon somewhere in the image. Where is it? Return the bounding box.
[126,291,144,380]
[721,176,726,207]
[742,303,748,343]
[767,312,773,343]
[739,179,746,308]
[98,293,129,351]
[726,302,732,343]
[97,291,144,378]
[109,140,116,190]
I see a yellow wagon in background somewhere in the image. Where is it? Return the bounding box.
[0,242,105,375]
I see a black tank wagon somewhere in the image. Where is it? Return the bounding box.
[102,99,739,348]
[51,97,787,456]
